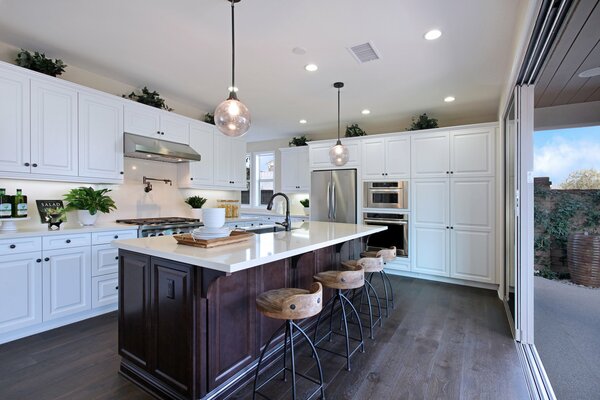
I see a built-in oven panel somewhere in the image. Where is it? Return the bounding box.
[363,181,409,209]
[363,212,408,257]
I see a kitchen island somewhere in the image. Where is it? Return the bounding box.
[112,221,385,400]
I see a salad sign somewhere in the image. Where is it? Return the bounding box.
[36,200,67,229]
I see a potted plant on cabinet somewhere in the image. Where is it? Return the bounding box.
[300,198,310,216]
[64,187,116,226]
[185,196,207,221]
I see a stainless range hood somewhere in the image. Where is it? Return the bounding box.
[124,133,201,163]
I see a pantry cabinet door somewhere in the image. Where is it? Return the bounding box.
[385,136,411,179]
[78,92,124,180]
[410,131,450,178]
[361,138,386,179]
[0,69,30,173]
[30,79,78,176]
[451,127,494,177]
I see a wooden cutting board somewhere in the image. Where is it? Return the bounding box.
[173,231,254,248]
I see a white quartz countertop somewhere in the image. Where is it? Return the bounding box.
[0,222,138,239]
[113,221,386,273]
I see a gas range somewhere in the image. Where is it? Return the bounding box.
[116,217,202,237]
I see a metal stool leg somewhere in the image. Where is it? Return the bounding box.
[371,271,390,318]
[253,322,286,400]
[339,291,352,371]
[382,270,394,309]
[282,321,289,382]
[289,320,297,400]
[291,321,326,400]
[339,291,365,354]
[364,279,383,328]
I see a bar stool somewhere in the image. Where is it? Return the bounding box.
[253,282,325,400]
[340,257,384,339]
[313,264,365,371]
[360,247,396,317]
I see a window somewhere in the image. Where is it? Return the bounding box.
[241,152,275,207]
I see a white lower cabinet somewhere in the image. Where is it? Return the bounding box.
[92,244,119,277]
[42,246,91,321]
[0,252,42,334]
[412,177,495,283]
[92,273,119,309]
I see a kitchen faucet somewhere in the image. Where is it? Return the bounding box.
[267,193,291,231]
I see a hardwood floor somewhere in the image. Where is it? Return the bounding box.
[0,277,529,400]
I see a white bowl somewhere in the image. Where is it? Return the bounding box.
[202,208,226,228]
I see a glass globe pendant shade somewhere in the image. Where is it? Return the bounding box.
[214,94,251,137]
[329,140,349,166]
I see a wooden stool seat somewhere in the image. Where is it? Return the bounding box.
[256,283,322,320]
[313,264,364,290]
[342,257,384,273]
[360,246,397,262]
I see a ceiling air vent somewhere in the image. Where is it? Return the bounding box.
[347,41,381,64]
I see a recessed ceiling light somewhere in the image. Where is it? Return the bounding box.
[361,109,371,115]
[305,64,318,72]
[424,29,442,41]
[444,96,455,102]
[228,86,239,92]
[299,119,307,124]
[578,67,600,78]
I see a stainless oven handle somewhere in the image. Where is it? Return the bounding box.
[368,188,403,193]
[363,219,408,225]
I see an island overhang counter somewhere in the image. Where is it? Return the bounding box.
[112,221,386,400]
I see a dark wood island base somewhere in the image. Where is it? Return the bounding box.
[118,240,360,400]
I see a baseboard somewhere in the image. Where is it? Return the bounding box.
[384,269,500,291]
[0,304,118,345]
[515,342,557,400]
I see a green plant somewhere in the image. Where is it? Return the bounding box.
[63,187,116,215]
[204,113,215,125]
[345,124,366,137]
[15,49,67,77]
[123,86,173,111]
[407,113,439,131]
[289,135,310,147]
[535,267,558,280]
[44,207,67,223]
[185,196,207,209]
[300,199,309,208]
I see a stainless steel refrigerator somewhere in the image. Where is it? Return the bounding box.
[311,169,357,223]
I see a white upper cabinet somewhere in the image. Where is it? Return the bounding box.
[411,131,450,178]
[361,135,410,179]
[450,127,494,177]
[78,92,124,181]
[230,139,247,187]
[124,102,189,144]
[309,140,360,170]
[30,79,78,176]
[179,122,214,187]
[213,133,246,189]
[0,68,30,173]
[280,147,310,192]
[412,127,494,178]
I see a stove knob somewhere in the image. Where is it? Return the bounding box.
[158,233,164,236]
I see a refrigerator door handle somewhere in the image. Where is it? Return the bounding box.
[327,182,332,219]
[332,182,336,220]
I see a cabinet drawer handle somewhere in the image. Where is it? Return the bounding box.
[9,244,16,249]
[24,162,30,167]
[114,235,119,239]
[66,239,71,243]
[36,258,42,263]
[44,257,50,262]
[32,163,38,167]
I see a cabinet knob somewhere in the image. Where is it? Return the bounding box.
[120,171,124,175]
[115,286,119,290]
[115,256,119,260]
[44,257,50,262]
[446,226,449,229]
[446,171,449,174]
[161,132,165,135]
[9,244,16,249]
[114,235,119,239]
[157,130,161,134]
[450,171,454,174]
[451,226,454,229]
[36,258,42,263]
[190,177,194,181]
[32,163,38,167]
[66,239,71,243]
[24,162,30,167]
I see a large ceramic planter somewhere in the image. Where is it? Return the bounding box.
[191,208,203,222]
[567,232,600,287]
[77,210,98,226]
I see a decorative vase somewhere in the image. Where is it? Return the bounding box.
[568,232,600,287]
[191,208,203,222]
[304,207,310,216]
[77,210,98,226]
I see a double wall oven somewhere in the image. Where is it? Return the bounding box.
[362,181,409,258]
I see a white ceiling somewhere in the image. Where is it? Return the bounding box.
[0,0,525,142]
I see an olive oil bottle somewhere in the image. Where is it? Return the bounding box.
[12,189,27,218]
[0,188,12,219]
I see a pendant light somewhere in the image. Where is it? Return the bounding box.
[329,82,349,166]
[214,0,251,137]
